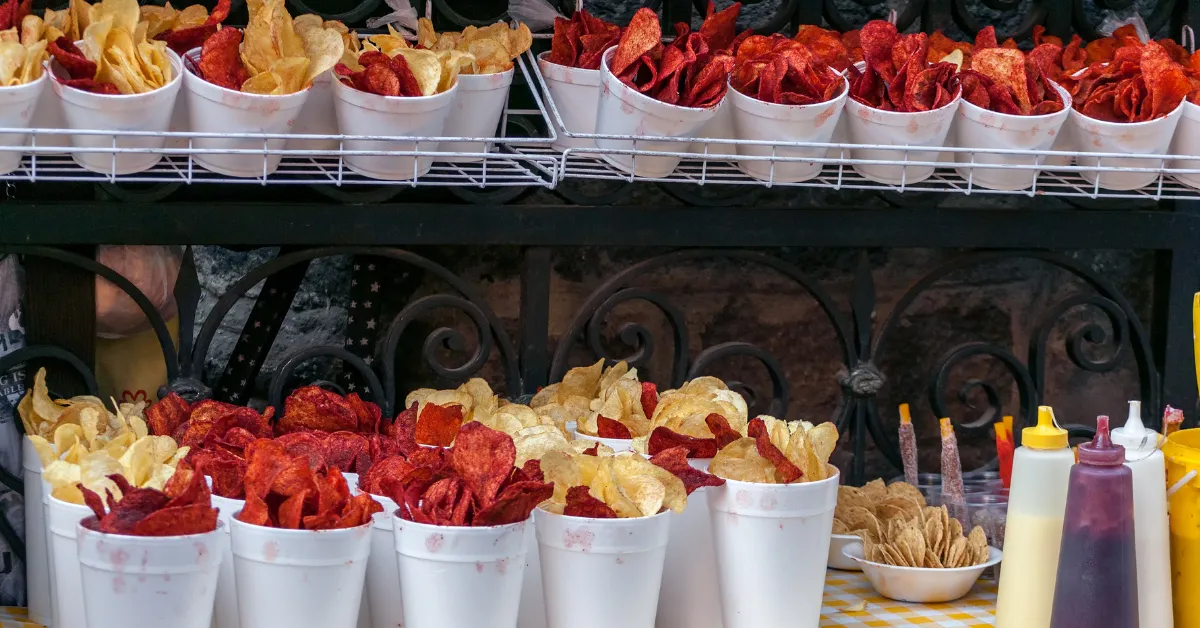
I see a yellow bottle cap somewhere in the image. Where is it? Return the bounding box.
[1022,406,1068,450]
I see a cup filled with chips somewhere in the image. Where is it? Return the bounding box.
[535,445,720,628]
[230,440,381,628]
[183,0,343,177]
[707,416,840,628]
[418,18,532,161]
[544,360,652,450]
[76,464,224,628]
[1060,40,1189,190]
[0,19,49,174]
[286,17,356,151]
[332,32,472,180]
[539,9,620,150]
[843,503,1001,603]
[1169,54,1200,189]
[46,0,183,174]
[727,33,849,183]
[844,20,961,185]
[594,7,736,177]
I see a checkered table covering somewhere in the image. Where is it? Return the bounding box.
[821,570,997,627]
[0,607,45,628]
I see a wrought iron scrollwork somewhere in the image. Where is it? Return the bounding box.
[928,341,1037,430]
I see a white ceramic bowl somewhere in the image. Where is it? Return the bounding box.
[827,534,862,571]
[842,543,1001,603]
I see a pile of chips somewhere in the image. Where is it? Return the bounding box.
[859,503,990,569]
[608,5,740,108]
[832,478,927,535]
[958,47,1064,115]
[236,438,382,529]
[731,34,845,105]
[80,461,219,536]
[793,25,850,72]
[416,18,532,75]
[195,0,343,95]
[0,0,46,86]
[536,360,655,440]
[140,0,229,54]
[21,369,190,505]
[547,9,621,70]
[633,376,748,458]
[47,0,174,94]
[277,385,386,434]
[390,423,554,527]
[274,428,413,474]
[531,358,615,429]
[1059,40,1190,123]
[848,20,960,112]
[710,416,838,484]
[334,43,472,98]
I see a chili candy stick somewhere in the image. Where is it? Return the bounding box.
[898,403,919,486]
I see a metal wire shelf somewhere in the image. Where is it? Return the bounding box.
[0,51,559,187]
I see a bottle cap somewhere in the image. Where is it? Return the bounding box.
[1022,406,1068,450]
[1078,416,1126,466]
[1110,400,1161,459]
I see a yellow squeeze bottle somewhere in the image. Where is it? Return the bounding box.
[995,406,1074,628]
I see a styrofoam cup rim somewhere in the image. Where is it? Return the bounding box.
[600,46,722,116]
[77,518,226,542]
[392,512,529,533]
[1069,97,1186,128]
[726,73,849,113]
[51,46,182,101]
[535,505,672,524]
[957,81,1072,125]
[183,48,313,103]
[229,510,372,536]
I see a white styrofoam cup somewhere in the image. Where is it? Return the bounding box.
[708,469,840,628]
[0,72,47,174]
[1069,99,1184,190]
[52,46,183,175]
[48,495,93,628]
[30,81,70,154]
[953,83,1072,190]
[289,70,339,151]
[728,76,848,183]
[844,90,960,185]
[517,520,546,628]
[535,508,671,628]
[440,68,515,161]
[22,438,51,626]
[77,521,225,628]
[595,47,720,178]
[183,48,311,178]
[332,75,457,180]
[210,494,244,628]
[395,515,529,628]
[537,52,600,151]
[230,514,372,628]
[1169,99,1200,189]
[570,431,634,452]
[363,493,402,628]
[657,458,722,628]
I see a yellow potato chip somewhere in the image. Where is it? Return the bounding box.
[53,424,84,457]
[297,23,344,84]
[512,425,571,466]
[118,435,155,486]
[28,435,56,469]
[710,437,775,483]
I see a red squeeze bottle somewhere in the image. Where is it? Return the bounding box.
[994,423,1015,489]
[1048,416,1139,628]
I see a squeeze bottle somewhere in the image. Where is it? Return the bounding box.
[1111,400,1173,628]
[1049,416,1139,628]
[995,406,1074,628]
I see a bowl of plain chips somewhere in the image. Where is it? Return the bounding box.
[842,504,1001,603]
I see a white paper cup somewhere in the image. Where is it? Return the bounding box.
[595,47,720,178]
[535,508,671,628]
[571,431,634,452]
[230,515,371,628]
[0,73,46,174]
[517,521,546,628]
[289,71,339,151]
[183,48,311,177]
[78,521,224,628]
[657,458,722,628]
[1069,100,1184,190]
[30,82,70,154]
[953,84,1072,190]
[332,76,457,181]
[22,439,51,626]
[1169,99,1200,189]
[211,494,244,628]
[362,493,402,628]
[440,68,515,161]
[52,47,183,175]
[395,515,529,628]
[689,103,736,156]
[729,77,848,183]
[48,495,93,628]
[538,52,600,151]
[708,469,840,628]
[844,92,959,185]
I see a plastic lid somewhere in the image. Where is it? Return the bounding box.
[1078,416,1125,466]
[1111,400,1161,458]
[1022,406,1068,450]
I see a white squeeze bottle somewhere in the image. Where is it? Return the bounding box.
[995,405,1074,628]
[1111,400,1173,628]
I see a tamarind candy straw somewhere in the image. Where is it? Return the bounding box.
[940,417,965,506]
[898,403,919,486]
[1163,405,1184,438]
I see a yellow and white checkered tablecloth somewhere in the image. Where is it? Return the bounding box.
[821,570,997,627]
[0,607,46,628]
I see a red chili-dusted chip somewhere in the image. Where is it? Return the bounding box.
[414,403,465,447]
[639,382,658,423]
[359,455,414,495]
[274,431,328,470]
[48,37,96,80]
[79,462,219,537]
[156,0,231,54]
[325,431,369,472]
[596,416,633,439]
[474,481,554,527]
[237,441,381,530]
[747,418,803,483]
[563,485,617,518]
[647,427,718,458]
[279,386,360,434]
[581,444,600,456]
[146,392,191,437]
[704,413,742,448]
[698,1,742,53]
[451,422,516,507]
[548,9,621,70]
[648,446,725,495]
